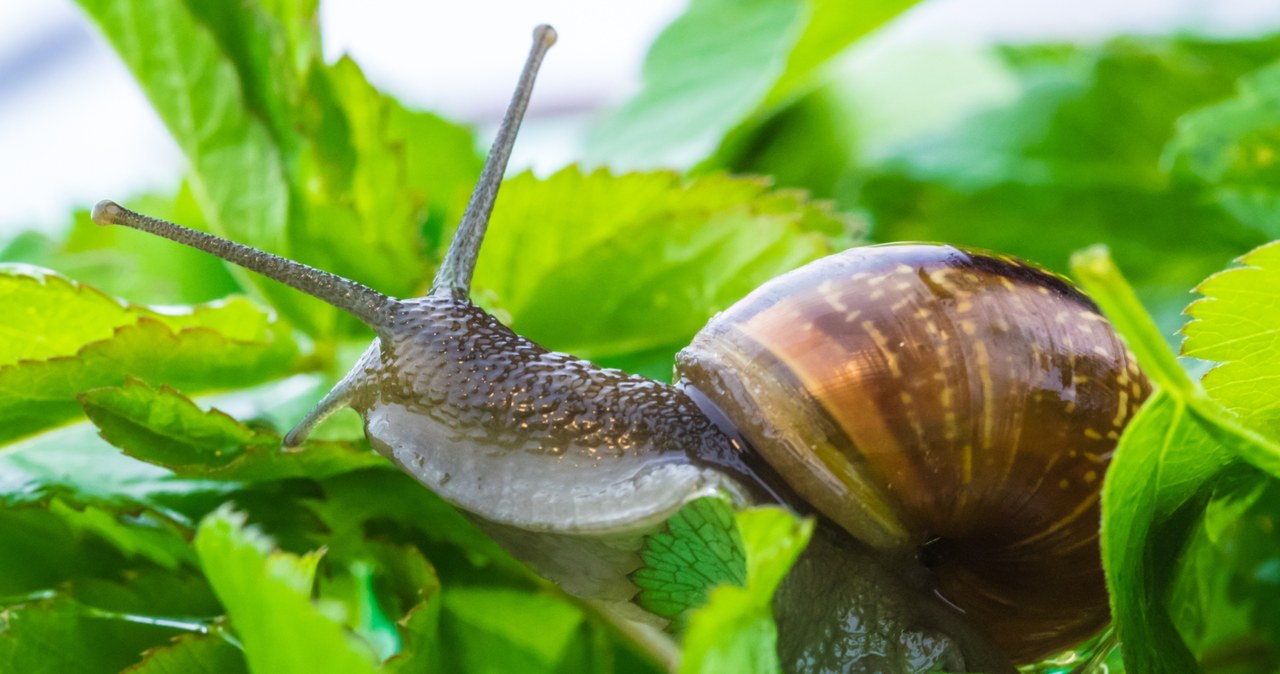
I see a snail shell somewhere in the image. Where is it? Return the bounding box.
[676,243,1150,661]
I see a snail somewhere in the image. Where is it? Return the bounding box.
[89,25,1149,673]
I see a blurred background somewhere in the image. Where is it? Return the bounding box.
[3,0,1278,232]
[5,0,1280,348]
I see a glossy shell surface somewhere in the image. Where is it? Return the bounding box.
[676,243,1150,662]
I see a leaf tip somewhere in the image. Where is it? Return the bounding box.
[1069,244,1114,282]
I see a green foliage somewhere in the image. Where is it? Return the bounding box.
[74,0,482,338]
[80,380,386,480]
[125,635,250,674]
[632,497,747,628]
[1184,242,1280,437]
[1166,59,1280,238]
[679,508,813,674]
[194,506,382,674]
[437,587,617,673]
[0,569,229,674]
[472,168,860,377]
[0,265,299,443]
[587,0,917,171]
[1073,247,1280,673]
[1171,476,1280,673]
[5,0,1280,672]
[0,598,176,674]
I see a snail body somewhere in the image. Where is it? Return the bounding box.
[91,25,1148,673]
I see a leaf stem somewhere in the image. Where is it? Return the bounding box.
[1067,626,1118,674]
[79,604,222,634]
[0,589,57,607]
[1070,245,1195,396]
[1071,245,1280,479]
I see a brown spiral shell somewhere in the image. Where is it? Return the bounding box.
[675,243,1150,662]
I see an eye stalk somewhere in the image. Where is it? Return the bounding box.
[90,199,395,331]
[432,24,557,301]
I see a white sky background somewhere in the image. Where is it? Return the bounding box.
[1,0,1279,235]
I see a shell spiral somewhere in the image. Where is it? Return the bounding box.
[675,243,1150,662]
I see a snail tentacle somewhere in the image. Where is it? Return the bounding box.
[432,25,557,301]
[90,200,396,331]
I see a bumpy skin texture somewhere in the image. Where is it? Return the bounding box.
[370,297,717,456]
[346,296,774,534]
[678,243,1151,663]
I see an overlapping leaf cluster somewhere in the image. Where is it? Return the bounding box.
[5,0,1280,671]
[1068,48,1280,672]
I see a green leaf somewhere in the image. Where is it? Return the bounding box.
[123,634,249,674]
[0,599,173,674]
[307,476,660,672]
[71,568,224,626]
[48,498,194,571]
[1166,59,1280,238]
[366,544,442,673]
[80,380,386,481]
[1170,472,1280,673]
[0,506,122,597]
[1071,247,1280,673]
[309,471,531,583]
[586,0,802,170]
[384,595,442,674]
[178,1,482,298]
[1184,241,1280,439]
[0,571,221,673]
[761,0,918,113]
[864,37,1280,190]
[0,267,299,444]
[437,587,608,673]
[316,57,483,282]
[679,507,812,674]
[0,421,234,515]
[180,0,311,155]
[586,0,917,170]
[74,0,299,326]
[735,508,814,597]
[194,505,381,674]
[1075,247,1280,478]
[682,589,777,674]
[0,264,162,365]
[471,167,860,378]
[632,497,746,629]
[76,0,482,339]
[1157,239,1280,671]
[0,266,287,366]
[1095,391,1232,673]
[315,560,402,661]
[0,569,225,674]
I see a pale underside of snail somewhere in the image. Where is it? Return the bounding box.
[89,25,1149,674]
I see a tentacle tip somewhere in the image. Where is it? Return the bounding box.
[534,24,557,47]
[281,428,307,451]
[91,200,123,226]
